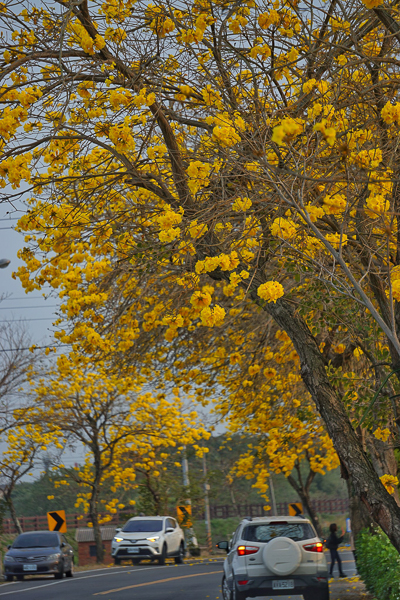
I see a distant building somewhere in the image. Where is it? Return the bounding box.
[75,527,116,565]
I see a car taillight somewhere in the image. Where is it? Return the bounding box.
[237,545,259,556]
[303,542,323,553]
[237,580,249,585]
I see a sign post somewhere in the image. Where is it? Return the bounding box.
[47,510,67,533]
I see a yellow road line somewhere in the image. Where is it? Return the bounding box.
[93,569,223,595]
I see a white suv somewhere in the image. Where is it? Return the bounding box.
[217,516,329,600]
[111,516,185,565]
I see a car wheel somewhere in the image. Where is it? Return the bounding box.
[16,575,24,581]
[158,544,167,565]
[65,559,74,577]
[54,562,64,579]
[222,575,232,600]
[174,543,185,564]
[5,575,13,582]
[114,557,121,565]
[131,558,141,565]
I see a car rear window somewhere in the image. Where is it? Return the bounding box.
[243,522,315,543]
[122,519,163,533]
[13,533,59,548]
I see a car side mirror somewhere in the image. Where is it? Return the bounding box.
[6,545,10,549]
[115,528,121,533]
[216,541,229,553]
[166,527,174,533]
[61,542,66,548]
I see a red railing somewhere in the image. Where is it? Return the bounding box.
[2,498,349,534]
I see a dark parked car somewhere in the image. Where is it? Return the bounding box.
[3,531,74,581]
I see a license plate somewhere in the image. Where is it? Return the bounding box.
[127,547,139,553]
[23,564,37,571]
[272,580,294,590]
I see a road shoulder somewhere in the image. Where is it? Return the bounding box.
[330,575,374,599]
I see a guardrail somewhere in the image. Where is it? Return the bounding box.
[1,498,349,534]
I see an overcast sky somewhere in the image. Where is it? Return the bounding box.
[0,210,60,347]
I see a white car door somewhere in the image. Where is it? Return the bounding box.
[165,518,179,553]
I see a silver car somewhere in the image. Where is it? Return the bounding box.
[217,516,329,600]
[111,516,185,565]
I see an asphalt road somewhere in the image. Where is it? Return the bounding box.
[0,560,225,600]
[0,550,358,600]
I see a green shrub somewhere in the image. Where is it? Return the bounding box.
[356,528,400,600]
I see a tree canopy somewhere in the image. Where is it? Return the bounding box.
[3,0,400,550]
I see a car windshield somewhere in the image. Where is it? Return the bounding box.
[243,522,315,543]
[12,533,59,548]
[122,520,163,533]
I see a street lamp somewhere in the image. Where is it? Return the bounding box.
[0,258,10,269]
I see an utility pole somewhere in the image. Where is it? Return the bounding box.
[182,446,198,549]
[202,451,212,553]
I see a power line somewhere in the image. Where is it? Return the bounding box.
[0,318,57,323]
[0,305,59,310]
[0,344,72,353]
[1,297,53,301]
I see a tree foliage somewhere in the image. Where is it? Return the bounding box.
[3,0,400,550]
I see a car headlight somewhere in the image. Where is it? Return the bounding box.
[47,553,61,562]
[114,537,124,543]
[146,536,160,542]
[4,556,15,562]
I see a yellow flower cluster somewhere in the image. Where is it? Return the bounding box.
[380,474,399,495]
[325,232,348,250]
[200,305,226,327]
[314,119,336,146]
[195,251,240,274]
[257,281,284,303]
[272,118,303,146]
[362,0,381,7]
[187,160,212,194]
[366,194,389,219]
[323,194,346,215]
[270,217,297,240]
[381,101,400,126]
[373,427,391,442]
[232,197,252,212]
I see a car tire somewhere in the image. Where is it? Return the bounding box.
[54,562,64,579]
[174,543,185,564]
[158,544,167,565]
[131,559,141,565]
[16,575,24,581]
[222,575,232,600]
[5,575,13,582]
[65,560,74,577]
[114,557,121,565]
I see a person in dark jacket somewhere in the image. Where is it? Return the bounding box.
[327,523,346,578]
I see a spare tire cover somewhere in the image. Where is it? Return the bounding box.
[262,537,301,576]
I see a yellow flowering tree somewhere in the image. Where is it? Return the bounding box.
[32,355,207,562]
[3,0,400,549]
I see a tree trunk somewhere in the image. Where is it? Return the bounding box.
[287,469,322,537]
[365,433,400,506]
[260,296,400,553]
[5,490,22,535]
[345,476,375,540]
[89,490,104,563]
